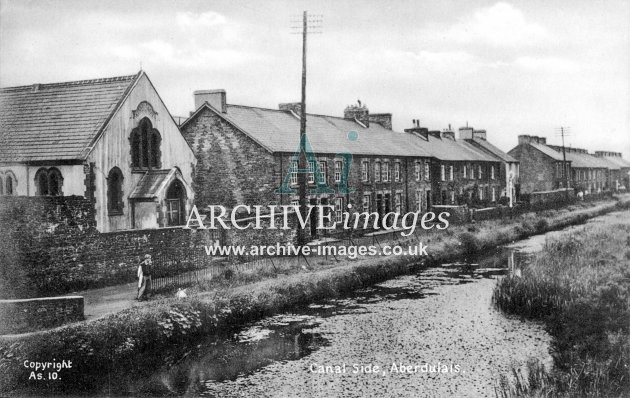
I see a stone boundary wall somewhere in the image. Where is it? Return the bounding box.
[529,189,575,205]
[0,196,224,298]
[0,296,84,334]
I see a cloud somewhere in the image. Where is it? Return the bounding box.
[444,2,548,47]
[176,11,227,28]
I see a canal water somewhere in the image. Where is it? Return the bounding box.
[125,216,612,397]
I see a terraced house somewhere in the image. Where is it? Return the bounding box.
[508,135,630,197]
[403,123,506,206]
[180,90,511,238]
[594,151,630,191]
[0,71,196,232]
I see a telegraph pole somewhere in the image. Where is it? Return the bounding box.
[557,126,571,199]
[292,11,322,246]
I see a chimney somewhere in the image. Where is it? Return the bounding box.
[518,135,533,145]
[194,89,227,113]
[459,126,474,140]
[442,126,455,140]
[404,119,429,139]
[428,130,442,139]
[344,102,369,127]
[279,102,302,116]
[473,129,487,140]
[368,113,392,130]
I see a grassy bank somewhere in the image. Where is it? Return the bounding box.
[1,196,629,395]
[493,215,630,397]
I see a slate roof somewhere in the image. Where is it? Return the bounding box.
[222,104,433,157]
[465,137,518,163]
[129,169,172,199]
[0,73,140,163]
[528,142,567,161]
[416,133,499,162]
[546,146,612,169]
[598,155,630,169]
[184,103,499,162]
[128,167,194,200]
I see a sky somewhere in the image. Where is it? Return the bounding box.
[1,0,629,156]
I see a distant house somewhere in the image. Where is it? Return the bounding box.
[594,151,630,191]
[545,145,610,194]
[508,135,571,194]
[0,71,196,232]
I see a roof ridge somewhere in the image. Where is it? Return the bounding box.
[227,103,350,121]
[0,72,140,92]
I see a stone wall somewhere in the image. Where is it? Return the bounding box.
[508,144,557,194]
[0,296,84,334]
[180,107,280,210]
[0,196,224,298]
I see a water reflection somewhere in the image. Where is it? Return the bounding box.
[130,245,539,396]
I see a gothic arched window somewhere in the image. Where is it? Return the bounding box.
[5,175,13,195]
[35,167,63,196]
[107,167,124,215]
[130,118,161,169]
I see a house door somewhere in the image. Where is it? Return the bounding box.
[165,180,186,226]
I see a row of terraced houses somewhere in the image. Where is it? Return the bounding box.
[1,71,628,237]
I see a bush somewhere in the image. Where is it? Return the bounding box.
[458,232,481,261]
[534,218,549,233]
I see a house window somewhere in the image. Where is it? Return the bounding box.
[492,187,496,202]
[395,193,402,213]
[416,190,422,211]
[478,165,483,180]
[463,165,467,179]
[107,167,124,215]
[394,162,401,182]
[361,160,369,182]
[165,180,186,226]
[130,117,161,169]
[382,161,390,182]
[334,197,343,223]
[318,161,327,184]
[414,162,421,181]
[308,160,315,183]
[471,166,475,179]
[449,165,454,181]
[362,194,370,212]
[334,160,343,183]
[491,166,495,180]
[35,167,63,196]
[478,187,483,200]
[440,165,445,181]
[290,161,298,185]
[424,162,430,180]
[451,191,455,204]
[374,162,381,182]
